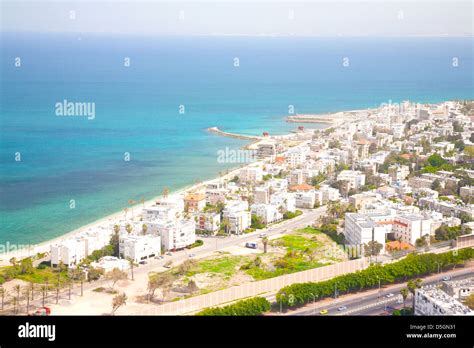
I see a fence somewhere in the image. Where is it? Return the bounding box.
[134,257,369,315]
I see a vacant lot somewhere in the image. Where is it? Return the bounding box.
[152,226,348,301]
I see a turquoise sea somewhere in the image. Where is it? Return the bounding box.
[0,33,473,245]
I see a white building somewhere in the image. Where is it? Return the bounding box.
[337,170,366,190]
[318,184,341,203]
[344,213,387,250]
[239,166,263,183]
[415,287,473,316]
[251,204,283,224]
[294,192,316,209]
[50,239,86,267]
[119,234,161,262]
[156,219,196,251]
[195,212,221,234]
[286,146,310,167]
[254,187,270,204]
[224,210,251,234]
[90,256,130,273]
[270,192,296,213]
[392,215,432,245]
[143,203,181,222]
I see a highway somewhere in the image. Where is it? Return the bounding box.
[284,267,474,316]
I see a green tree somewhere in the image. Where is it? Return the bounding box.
[427,153,446,167]
[407,278,423,310]
[400,288,409,315]
[127,258,137,281]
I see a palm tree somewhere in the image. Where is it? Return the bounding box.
[142,224,148,235]
[400,288,409,315]
[29,282,35,301]
[125,223,133,234]
[11,295,18,314]
[40,284,48,307]
[13,285,21,304]
[0,287,5,310]
[111,293,127,315]
[113,224,120,235]
[407,278,423,310]
[127,257,137,281]
[23,286,31,314]
[128,199,136,220]
[262,237,269,253]
[221,217,230,235]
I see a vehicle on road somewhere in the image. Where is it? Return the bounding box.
[258,233,267,238]
[442,276,451,281]
[139,260,147,265]
[166,252,172,256]
[189,253,195,258]
[319,309,328,315]
[337,306,347,311]
[245,242,258,249]
[385,293,394,298]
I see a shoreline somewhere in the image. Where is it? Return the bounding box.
[0,121,329,263]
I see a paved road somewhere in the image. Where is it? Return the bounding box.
[285,267,473,316]
[127,206,327,275]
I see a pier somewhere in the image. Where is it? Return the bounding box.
[206,127,263,141]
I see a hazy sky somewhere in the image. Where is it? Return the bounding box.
[1,0,472,37]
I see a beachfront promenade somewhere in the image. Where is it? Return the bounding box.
[133,257,369,315]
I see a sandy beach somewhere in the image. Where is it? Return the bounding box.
[0,145,265,264]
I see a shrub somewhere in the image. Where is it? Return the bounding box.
[196,297,271,316]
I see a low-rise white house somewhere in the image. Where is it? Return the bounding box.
[90,256,130,273]
[119,234,161,262]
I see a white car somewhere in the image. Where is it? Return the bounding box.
[337,306,347,311]
[259,233,267,238]
[385,293,395,298]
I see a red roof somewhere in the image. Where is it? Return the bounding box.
[289,183,315,192]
